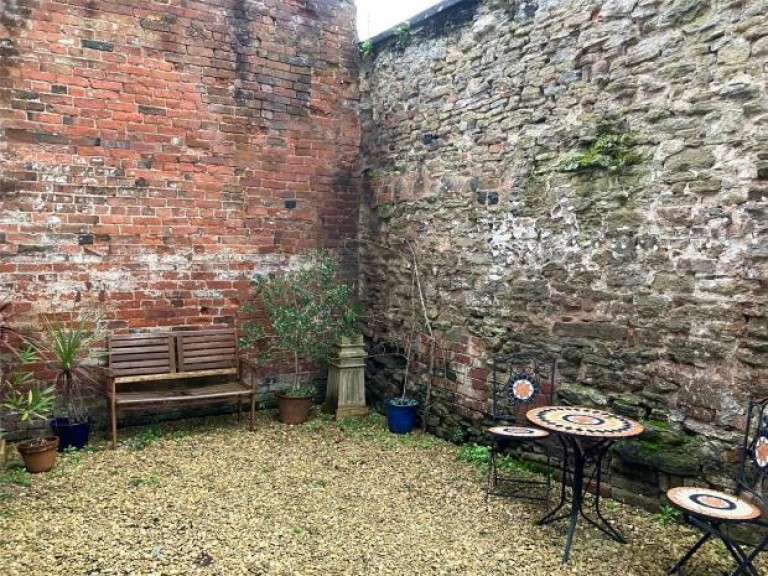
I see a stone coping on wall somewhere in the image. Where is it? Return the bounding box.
[365,0,472,45]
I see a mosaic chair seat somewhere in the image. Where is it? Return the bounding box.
[486,351,557,501]
[667,396,768,576]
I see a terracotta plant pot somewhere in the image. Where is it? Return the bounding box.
[276,392,313,425]
[17,436,59,473]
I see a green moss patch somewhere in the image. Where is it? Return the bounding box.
[558,133,642,173]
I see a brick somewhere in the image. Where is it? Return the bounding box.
[11,99,44,112]
[138,105,166,116]
[14,90,40,100]
[90,80,123,91]
[81,39,114,52]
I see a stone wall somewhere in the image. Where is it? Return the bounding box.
[359,0,767,506]
[1,0,360,328]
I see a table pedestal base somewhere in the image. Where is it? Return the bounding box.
[538,436,624,563]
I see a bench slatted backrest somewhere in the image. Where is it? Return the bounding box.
[176,330,238,375]
[108,333,176,380]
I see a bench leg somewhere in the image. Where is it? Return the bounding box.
[237,398,242,425]
[109,397,118,449]
[249,393,255,432]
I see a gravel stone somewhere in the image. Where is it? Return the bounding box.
[0,413,761,575]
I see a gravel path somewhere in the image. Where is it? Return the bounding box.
[0,413,758,575]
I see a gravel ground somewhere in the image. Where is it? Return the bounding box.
[0,412,760,576]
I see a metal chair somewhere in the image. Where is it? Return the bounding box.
[486,351,557,501]
[667,395,768,576]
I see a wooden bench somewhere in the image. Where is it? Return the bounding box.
[105,328,256,448]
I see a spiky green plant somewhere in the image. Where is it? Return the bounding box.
[41,310,102,423]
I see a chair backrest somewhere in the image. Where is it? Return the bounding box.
[491,351,557,423]
[738,396,768,508]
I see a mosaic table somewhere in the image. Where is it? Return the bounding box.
[527,406,644,563]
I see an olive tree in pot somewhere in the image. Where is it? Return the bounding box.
[241,251,359,425]
[41,311,101,451]
[2,345,57,473]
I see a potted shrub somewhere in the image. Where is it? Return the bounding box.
[241,250,359,425]
[0,296,40,465]
[2,345,57,473]
[41,311,101,451]
[385,346,419,434]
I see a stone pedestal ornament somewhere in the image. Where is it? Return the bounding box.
[324,335,369,419]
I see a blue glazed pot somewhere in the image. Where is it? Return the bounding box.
[50,417,91,452]
[385,399,418,434]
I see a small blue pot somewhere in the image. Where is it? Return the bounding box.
[51,417,91,452]
[385,399,418,434]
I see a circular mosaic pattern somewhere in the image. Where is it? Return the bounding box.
[488,426,549,439]
[667,487,762,521]
[526,406,644,438]
[563,414,603,426]
[755,435,768,468]
[506,374,540,405]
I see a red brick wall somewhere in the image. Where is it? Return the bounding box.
[0,0,360,329]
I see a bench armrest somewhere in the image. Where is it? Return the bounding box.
[99,366,118,378]
[86,365,117,397]
[238,357,261,392]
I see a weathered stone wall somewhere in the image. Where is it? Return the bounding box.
[1,0,360,328]
[360,0,767,506]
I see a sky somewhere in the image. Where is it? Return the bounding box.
[356,0,442,40]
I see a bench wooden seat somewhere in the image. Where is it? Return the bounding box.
[105,328,256,448]
[115,382,252,405]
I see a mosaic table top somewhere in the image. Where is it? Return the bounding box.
[526,406,644,439]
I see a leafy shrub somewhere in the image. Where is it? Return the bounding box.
[240,250,359,393]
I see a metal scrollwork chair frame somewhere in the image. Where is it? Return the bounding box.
[486,351,557,501]
[667,395,768,576]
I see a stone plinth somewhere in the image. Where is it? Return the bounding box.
[325,335,369,419]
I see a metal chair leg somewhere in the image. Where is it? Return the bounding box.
[674,517,762,576]
[703,519,761,576]
[731,532,768,576]
[669,529,713,575]
[486,437,552,501]
[485,448,497,502]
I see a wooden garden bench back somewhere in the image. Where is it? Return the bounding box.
[105,328,256,448]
